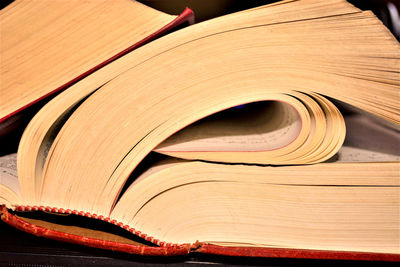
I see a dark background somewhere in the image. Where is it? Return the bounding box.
[1,0,399,266]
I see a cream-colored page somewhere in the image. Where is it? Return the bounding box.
[333,114,400,162]
[0,153,20,195]
[156,102,301,152]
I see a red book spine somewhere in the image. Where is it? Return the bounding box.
[195,243,400,262]
[2,205,399,261]
[0,205,190,256]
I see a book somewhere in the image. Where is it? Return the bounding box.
[1,0,399,261]
[0,0,194,136]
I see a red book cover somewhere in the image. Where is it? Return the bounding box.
[1,205,399,261]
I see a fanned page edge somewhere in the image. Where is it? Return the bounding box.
[1,205,399,261]
[0,7,194,124]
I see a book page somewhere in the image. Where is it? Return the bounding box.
[331,114,400,162]
[36,96,89,180]
[0,153,20,196]
[156,101,301,152]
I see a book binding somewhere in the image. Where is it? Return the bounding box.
[0,205,190,256]
[2,205,399,261]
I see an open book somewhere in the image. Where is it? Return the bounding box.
[1,0,399,261]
